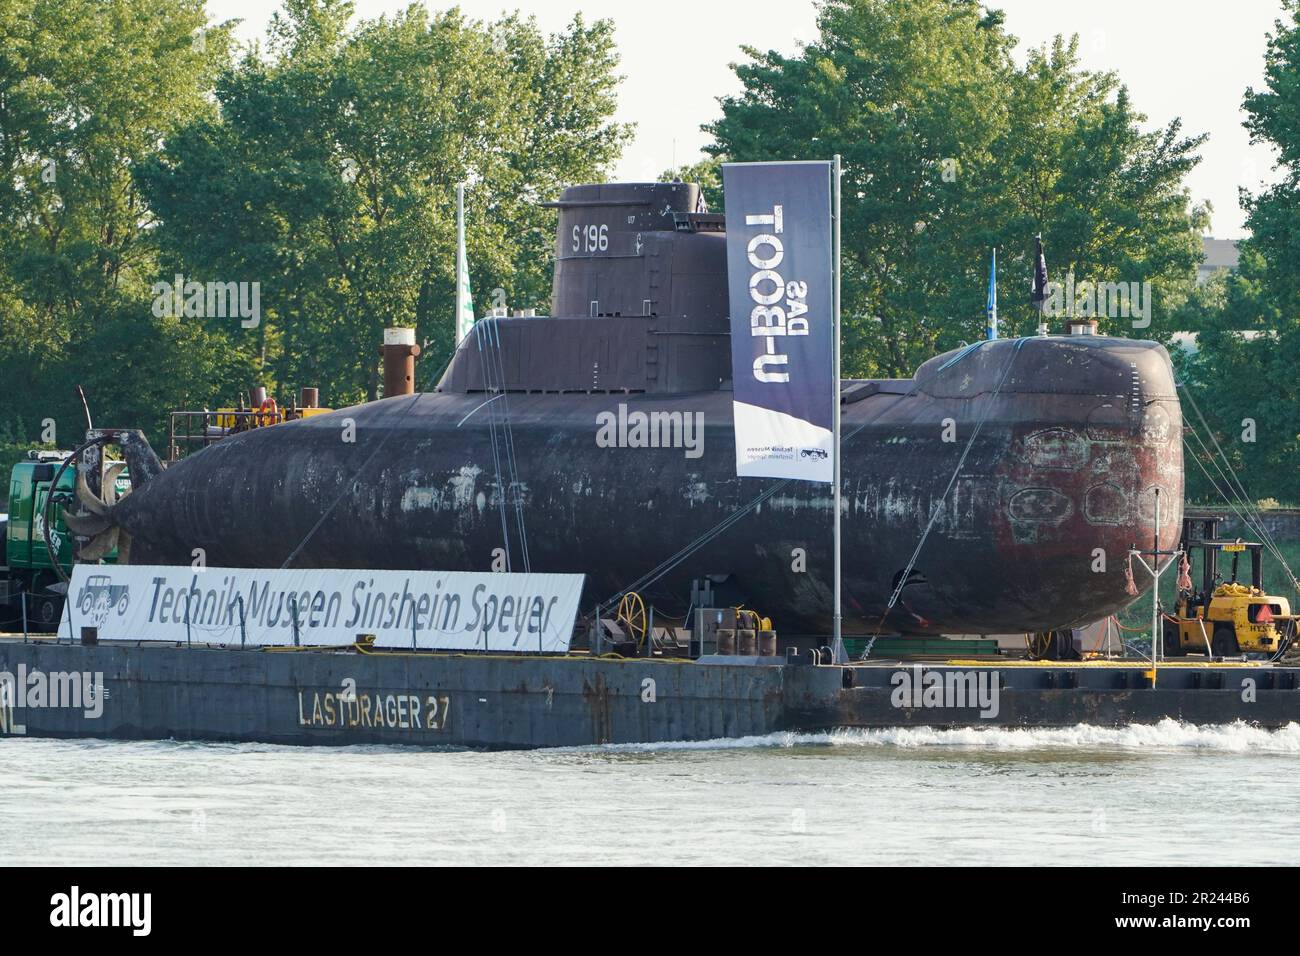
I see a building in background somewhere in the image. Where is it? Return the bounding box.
[1198,237,1239,284]
[1170,238,1247,357]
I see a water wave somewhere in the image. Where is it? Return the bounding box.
[574,719,1300,754]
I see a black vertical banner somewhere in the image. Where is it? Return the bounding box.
[723,161,834,482]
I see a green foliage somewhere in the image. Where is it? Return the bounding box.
[1176,250,1300,503]
[0,0,254,448]
[0,0,630,458]
[1178,2,1300,504]
[137,2,631,404]
[659,156,724,212]
[705,0,1208,377]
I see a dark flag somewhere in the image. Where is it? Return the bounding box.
[1031,234,1049,311]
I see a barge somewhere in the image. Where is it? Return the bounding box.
[2,637,1297,748]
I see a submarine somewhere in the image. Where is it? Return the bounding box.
[13,179,1300,752]
[68,180,1182,638]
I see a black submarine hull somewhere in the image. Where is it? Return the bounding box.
[113,334,1182,636]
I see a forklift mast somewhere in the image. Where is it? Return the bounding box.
[1181,514,1221,597]
[1180,513,1265,592]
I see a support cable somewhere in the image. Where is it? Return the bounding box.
[279,393,423,570]
[473,320,513,571]
[870,338,1026,638]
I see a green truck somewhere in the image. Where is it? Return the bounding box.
[0,451,126,631]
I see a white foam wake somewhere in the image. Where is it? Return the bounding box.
[574,719,1300,754]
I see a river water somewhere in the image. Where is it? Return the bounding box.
[1,720,1296,866]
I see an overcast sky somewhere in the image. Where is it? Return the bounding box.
[208,0,1292,239]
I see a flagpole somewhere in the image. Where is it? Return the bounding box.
[832,154,843,661]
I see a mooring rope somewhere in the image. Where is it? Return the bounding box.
[598,369,934,613]
[473,320,514,572]
[1178,382,1298,592]
[487,319,532,572]
[279,392,424,570]
[601,339,1028,621]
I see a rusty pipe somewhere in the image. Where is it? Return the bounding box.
[381,328,421,397]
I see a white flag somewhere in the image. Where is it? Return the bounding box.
[455,183,474,342]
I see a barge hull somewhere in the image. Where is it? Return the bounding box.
[1,642,1297,749]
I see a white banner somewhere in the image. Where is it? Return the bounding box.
[57,565,584,653]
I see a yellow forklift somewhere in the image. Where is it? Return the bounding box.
[1162,514,1297,658]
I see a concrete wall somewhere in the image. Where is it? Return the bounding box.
[1213,510,1300,541]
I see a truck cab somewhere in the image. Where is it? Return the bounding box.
[1,451,127,630]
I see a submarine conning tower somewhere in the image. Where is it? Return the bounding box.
[437,182,732,395]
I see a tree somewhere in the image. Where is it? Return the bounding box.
[705,0,1207,377]
[138,1,632,405]
[660,156,724,212]
[0,0,257,448]
[1177,2,1300,504]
